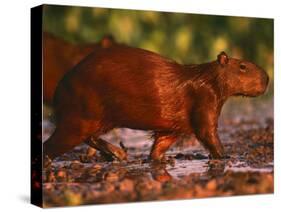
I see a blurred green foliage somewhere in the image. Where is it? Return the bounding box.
[43,5,273,96]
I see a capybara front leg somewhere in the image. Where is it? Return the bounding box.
[85,136,127,161]
[149,133,177,161]
[196,130,225,159]
[192,111,225,159]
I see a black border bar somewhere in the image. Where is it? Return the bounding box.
[31,5,43,208]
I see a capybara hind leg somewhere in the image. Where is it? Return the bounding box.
[85,136,127,161]
[149,133,177,161]
[43,126,84,160]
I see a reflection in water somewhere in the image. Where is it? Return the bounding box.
[150,163,173,182]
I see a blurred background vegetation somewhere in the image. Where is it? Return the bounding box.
[43,5,273,98]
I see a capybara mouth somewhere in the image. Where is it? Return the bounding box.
[235,90,266,98]
[245,89,267,97]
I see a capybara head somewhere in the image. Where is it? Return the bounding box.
[217,51,269,97]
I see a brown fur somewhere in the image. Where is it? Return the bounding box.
[44,45,269,161]
[43,32,115,104]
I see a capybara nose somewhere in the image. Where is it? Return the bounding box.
[262,71,269,88]
[266,74,269,86]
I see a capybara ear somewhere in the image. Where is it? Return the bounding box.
[217,51,229,65]
[100,35,115,48]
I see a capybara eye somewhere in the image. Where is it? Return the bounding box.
[240,64,246,71]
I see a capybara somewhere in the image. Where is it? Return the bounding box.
[43,32,115,104]
[44,44,269,162]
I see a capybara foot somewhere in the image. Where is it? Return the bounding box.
[208,144,226,159]
[149,152,167,163]
[210,154,230,160]
[86,137,127,161]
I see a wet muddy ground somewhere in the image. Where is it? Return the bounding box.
[42,99,274,207]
